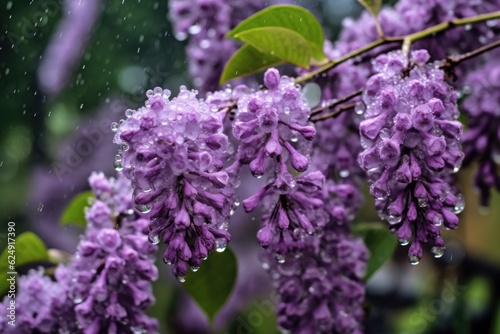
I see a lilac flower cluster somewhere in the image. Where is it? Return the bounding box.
[358,50,465,263]
[462,52,500,206]
[169,0,266,93]
[0,172,158,333]
[38,0,102,96]
[113,86,235,279]
[232,69,322,255]
[263,180,367,334]
[0,269,72,334]
[64,172,159,333]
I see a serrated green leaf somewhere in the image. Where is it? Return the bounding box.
[357,0,382,16]
[227,5,326,61]
[235,27,311,68]
[183,248,237,323]
[60,191,94,228]
[353,222,397,281]
[0,232,49,295]
[220,44,283,84]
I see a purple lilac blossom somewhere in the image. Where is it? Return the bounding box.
[38,0,102,96]
[62,172,159,333]
[0,269,75,334]
[358,50,465,263]
[113,86,235,279]
[462,52,500,206]
[233,68,321,254]
[263,178,367,334]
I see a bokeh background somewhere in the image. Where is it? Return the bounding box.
[1,0,500,333]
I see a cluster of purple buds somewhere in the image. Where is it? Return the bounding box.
[462,53,500,206]
[113,86,235,280]
[233,68,321,254]
[0,269,70,334]
[358,50,465,263]
[66,172,159,333]
[263,178,368,333]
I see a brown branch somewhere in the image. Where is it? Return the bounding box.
[310,88,363,117]
[311,102,357,123]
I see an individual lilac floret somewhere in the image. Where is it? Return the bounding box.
[0,269,71,334]
[232,68,315,178]
[358,50,465,263]
[113,87,235,279]
[462,54,500,206]
[38,0,102,96]
[262,180,368,333]
[66,172,159,333]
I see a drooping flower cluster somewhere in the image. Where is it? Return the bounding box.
[38,0,102,96]
[233,68,321,253]
[113,87,235,279]
[169,0,266,93]
[263,179,368,334]
[64,172,159,333]
[0,269,73,334]
[358,50,465,263]
[462,52,500,206]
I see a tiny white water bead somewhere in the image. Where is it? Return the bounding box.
[215,238,227,252]
[417,197,428,208]
[148,232,161,245]
[399,239,410,246]
[191,266,200,272]
[135,203,152,214]
[453,194,465,214]
[355,101,366,115]
[261,261,270,270]
[431,246,445,258]
[387,214,402,225]
[177,276,186,283]
[125,109,134,118]
[114,160,124,171]
[408,255,420,265]
[111,122,119,132]
[339,169,350,178]
[275,254,285,264]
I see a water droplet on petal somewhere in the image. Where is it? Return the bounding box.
[399,239,410,246]
[431,246,445,258]
[148,232,161,245]
[408,255,420,265]
[453,194,465,214]
[191,266,200,272]
[177,276,186,283]
[215,238,227,252]
[275,254,285,263]
[111,122,119,132]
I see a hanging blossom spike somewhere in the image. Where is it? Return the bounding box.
[462,52,500,207]
[60,172,159,333]
[113,86,236,279]
[358,50,464,264]
[233,68,323,255]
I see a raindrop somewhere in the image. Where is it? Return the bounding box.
[191,266,200,272]
[148,232,160,245]
[408,255,420,265]
[431,246,445,258]
[275,254,285,263]
[135,203,152,214]
[111,122,119,132]
[399,239,410,246]
[339,169,350,178]
[114,160,124,171]
[354,101,365,115]
[177,276,186,283]
[453,194,465,214]
[215,238,227,252]
[37,202,44,212]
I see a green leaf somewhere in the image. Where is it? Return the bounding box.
[227,5,326,61]
[353,222,397,280]
[235,27,311,68]
[183,248,238,323]
[0,232,49,295]
[357,0,382,16]
[60,191,94,228]
[220,44,283,84]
